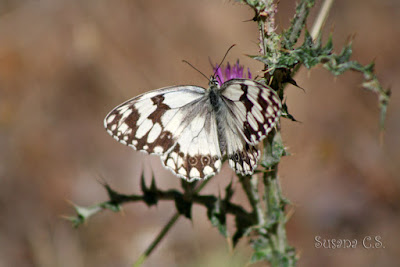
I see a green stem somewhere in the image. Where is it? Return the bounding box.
[132,178,212,266]
[133,213,180,267]
[261,130,296,266]
[239,175,266,225]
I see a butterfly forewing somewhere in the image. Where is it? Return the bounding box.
[105,86,205,154]
[221,79,282,145]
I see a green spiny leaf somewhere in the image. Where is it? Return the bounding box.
[103,182,126,205]
[224,180,234,201]
[141,173,158,206]
[70,204,102,227]
[282,0,316,49]
[281,102,300,122]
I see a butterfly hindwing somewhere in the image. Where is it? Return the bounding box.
[161,108,222,181]
[223,121,260,175]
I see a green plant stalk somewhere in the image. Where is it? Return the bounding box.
[239,174,266,225]
[252,0,359,264]
[132,213,180,267]
[259,0,293,263]
[244,0,319,265]
[262,131,296,266]
[132,176,212,267]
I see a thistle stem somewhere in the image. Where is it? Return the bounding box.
[239,175,266,225]
[132,177,212,267]
[132,213,180,267]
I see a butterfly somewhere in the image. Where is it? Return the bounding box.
[104,76,282,182]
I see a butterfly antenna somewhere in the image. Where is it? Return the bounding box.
[213,44,236,77]
[182,60,209,81]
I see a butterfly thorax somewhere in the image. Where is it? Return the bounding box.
[207,76,222,107]
[207,77,223,113]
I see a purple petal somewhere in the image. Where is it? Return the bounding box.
[247,68,252,79]
[212,60,252,84]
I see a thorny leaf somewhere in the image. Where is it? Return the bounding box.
[174,194,192,219]
[140,173,159,206]
[281,101,299,122]
[207,198,228,237]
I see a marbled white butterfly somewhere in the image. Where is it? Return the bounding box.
[104,74,282,182]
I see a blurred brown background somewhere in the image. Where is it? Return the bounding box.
[1,0,399,266]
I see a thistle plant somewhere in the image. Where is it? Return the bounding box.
[68,0,390,266]
[213,60,252,85]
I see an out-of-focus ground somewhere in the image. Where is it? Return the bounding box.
[1,1,399,266]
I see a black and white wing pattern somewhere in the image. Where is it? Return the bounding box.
[219,79,282,175]
[104,86,223,181]
[104,78,282,181]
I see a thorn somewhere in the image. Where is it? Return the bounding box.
[242,17,254,22]
[65,199,76,207]
[286,207,295,221]
[379,130,385,148]
[346,33,356,45]
[226,235,234,255]
[119,206,126,217]
[330,23,335,34]
[150,172,157,192]
[95,173,108,186]
[287,77,305,93]
[307,69,312,78]
[140,171,147,192]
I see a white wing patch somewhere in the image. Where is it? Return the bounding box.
[161,107,222,181]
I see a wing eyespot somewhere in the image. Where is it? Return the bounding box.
[201,155,211,165]
[188,156,198,166]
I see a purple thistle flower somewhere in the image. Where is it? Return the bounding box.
[213,60,252,86]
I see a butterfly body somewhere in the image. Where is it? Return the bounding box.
[105,78,281,182]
